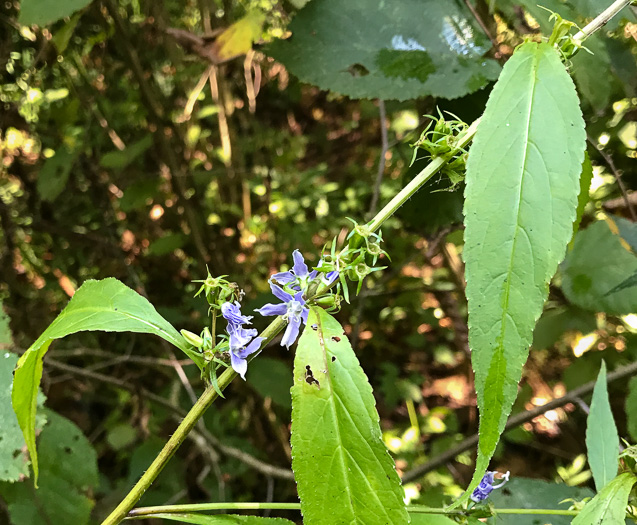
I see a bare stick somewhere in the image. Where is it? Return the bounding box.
[573,0,633,42]
[401,360,637,483]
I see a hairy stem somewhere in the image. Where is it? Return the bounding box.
[367,118,480,234]
[100,318,286,525]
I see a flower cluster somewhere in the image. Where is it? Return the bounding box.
[256,250,338,349]
[221,302,264,380]
[470,471,510,503]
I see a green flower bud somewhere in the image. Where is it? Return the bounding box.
[181,329,203,348]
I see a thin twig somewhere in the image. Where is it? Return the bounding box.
[45,359,295,481]
[587,134,637,221]
[352,100,389,350]
[463,0,499,52]
[401,359,637,483]
[573,0,633,42]
[369,100,389,217]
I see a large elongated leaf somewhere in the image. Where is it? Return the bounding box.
[572,472,637,525]
[146,514,295,524]
[291,307,408,525]
[12,278,202,485]
[460,41,585,505]
[586,361,619,492]
[267,0,501,101]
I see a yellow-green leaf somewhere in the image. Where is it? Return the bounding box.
[211,11,265,63]
[291,307,408,525]
[12,278,203,485]
[459,41,585,506]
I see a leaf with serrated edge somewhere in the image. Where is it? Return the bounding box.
[459,41,585,506]
[12,278,203,485]
[291,307,408,525]
[266,0,500,101]
[572,472,637,525]
[586,361,619,492]
[570,152,593,247]
[146,514,295,524]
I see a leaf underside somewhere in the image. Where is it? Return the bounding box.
[12,278,201,484]
[267,0,501,101]
[291,307,408,525]
[460,41,585,505]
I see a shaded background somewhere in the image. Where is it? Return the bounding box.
[1,0,637,523]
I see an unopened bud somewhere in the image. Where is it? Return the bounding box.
[181,329,203,348]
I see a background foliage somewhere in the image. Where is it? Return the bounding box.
[1,0,637,523]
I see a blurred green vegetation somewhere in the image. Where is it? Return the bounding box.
[1,0,637,523]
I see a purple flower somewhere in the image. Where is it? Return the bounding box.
[222,301,253,325]
[221,301,262,380]
[271,250,339,290]
[311,259,339,286]
[470,471,510,503]
[255,283,309,349]
[229,332,264,380]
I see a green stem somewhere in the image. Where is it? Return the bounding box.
[100,318,286,525]
[367,117,480,234]
[128,502,301,517]
[125,502,580,519]
[408,505,578,516]
[103,118,481,525]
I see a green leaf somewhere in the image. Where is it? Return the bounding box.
[247,357,292,409]
[572,472,637,525]
[12,278,203,485]
[460,41,585,506]
[0,410,98,525]
[625,377,637,442]
[267,0,501,101]
[19,0,93,26]
[486,478,594,525]
[100,135,153,170]
[571,35,615,111]
[144,514,295,524]
[570,151,593,246]
[586,361,619,492]
[148,232,188,256]
[0,300,12,345]
[562,218,637,314]
[119,179,160,212]
[36,147,76,202]
[0,352,46,482]
[291,307,408,525]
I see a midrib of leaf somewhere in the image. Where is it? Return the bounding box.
[53,306,179,344]
[482,51,539,451]
[314,311,390,525]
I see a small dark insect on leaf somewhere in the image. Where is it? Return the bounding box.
[331,356,336,362]
[331,336,341,342]
[311,324,318,331]
[342,63,370,77]
[305,365,320,388]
